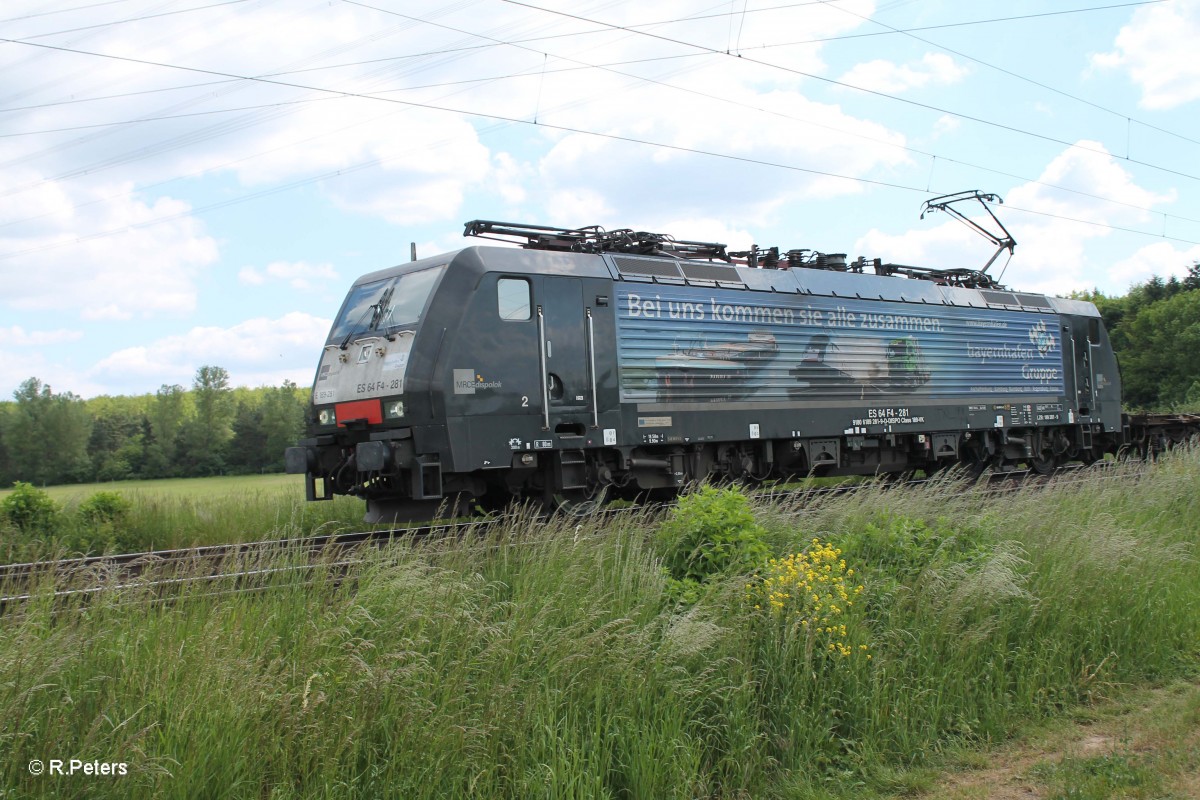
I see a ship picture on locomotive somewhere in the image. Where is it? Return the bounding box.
[286,194,1195,521]
[652,331,779,401]
[619,285,1051,405]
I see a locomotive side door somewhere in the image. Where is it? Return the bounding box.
[1068,320,1096,419]
[535,276,592,433]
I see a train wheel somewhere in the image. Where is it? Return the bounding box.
[920,460,948,478]
[1029,451,1057,475]
[961,441,992,480]
[549,485,608,518]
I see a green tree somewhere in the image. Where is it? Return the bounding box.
[177,366,233,476]
[0,403,13,486]
[1117,290,1200,408]
[1185,262,1200,292]
[145,384,186,478]
[193,366,233,437]
[260,380,307,471]
[227,397,268,473]
[149,384,186,444]
[3,378,92,485]
[87,404,144,482]
[4,379,50,483]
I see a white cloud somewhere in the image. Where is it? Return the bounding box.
[238,267,266,286]
[0,0,894,242]
[0,173,218,320]
[854,142,1175,296]
[543,188,616,227]
[90,312,332,389]
[1004,140,1173,223]
[837,53,968,94]
[532,71,912,230]
[82,304,133,322]
[1106,242,1200,291]
[490,152,529,206]
[1091,3,1200,109]
[239,261,338,290]
[0,347,108,399]
[0,326,83,346]
[931,115,960,139]
[0,2,509,232]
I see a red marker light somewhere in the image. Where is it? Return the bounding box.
[335,399,382,425]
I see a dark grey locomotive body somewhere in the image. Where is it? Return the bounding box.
[287,235,1127,520]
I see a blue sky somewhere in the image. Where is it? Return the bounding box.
[2,0,1198,398]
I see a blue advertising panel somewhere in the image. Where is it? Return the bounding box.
[615,285,1064,403]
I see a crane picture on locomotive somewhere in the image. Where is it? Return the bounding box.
[285,191,1196,521]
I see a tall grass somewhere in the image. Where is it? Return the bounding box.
[0,487,366,562]
[1,451,1198,798]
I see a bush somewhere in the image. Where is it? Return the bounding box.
[1,482,58,534]
[63,491,144,555]
[78,491,132,526]
[656,485,770,600]
[835,513,987,581]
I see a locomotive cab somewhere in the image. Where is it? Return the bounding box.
[286,254,460,520]
[286,246,618,521]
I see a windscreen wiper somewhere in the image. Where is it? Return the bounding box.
[339,284,394,349]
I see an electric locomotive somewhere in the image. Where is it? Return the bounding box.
[286,194,1139,521]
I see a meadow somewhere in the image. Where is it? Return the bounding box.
[0,473,366,562]
[0,473,305,503]
[1,452,1198,798]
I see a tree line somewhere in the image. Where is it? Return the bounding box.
[1075,263,1200,410]
[0,366,307,487]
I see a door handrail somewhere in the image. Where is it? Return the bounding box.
[586,308,598,428]
[537,305,550,430]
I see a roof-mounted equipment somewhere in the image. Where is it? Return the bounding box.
[463,220,731,262]
[724,246,860,272]
[870,261,1005,289]
[919,190,1017,282]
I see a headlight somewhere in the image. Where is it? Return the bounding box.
[385,400,405,419]
[318,408,336,426]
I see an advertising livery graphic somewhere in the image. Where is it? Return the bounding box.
[615,287,1064,404]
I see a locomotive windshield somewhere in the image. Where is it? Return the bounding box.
[382,266,443,328]
[326,265,445,344]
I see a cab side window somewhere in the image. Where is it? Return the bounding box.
[498,278,531,321]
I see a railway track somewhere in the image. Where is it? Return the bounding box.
[0,524,457,611]
[0,459,1151,613]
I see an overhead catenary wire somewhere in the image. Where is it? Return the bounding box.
[1,89,1196,263]
[498,0,1200,183]
[812,0,1200,150]
[4,0,1184,168]
[348,0,1200,225]
[0,1,1195,257]
[0,66,1195,253]
[0,1,1176,120]
[0,9,442,187]
[0,54,1034,233]
[10,0,255,41]
[5,0,1195,232]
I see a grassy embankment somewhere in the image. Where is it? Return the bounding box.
[1,452,1198,799]
[0,474,366,561]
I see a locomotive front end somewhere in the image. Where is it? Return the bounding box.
[285,257,455,521]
